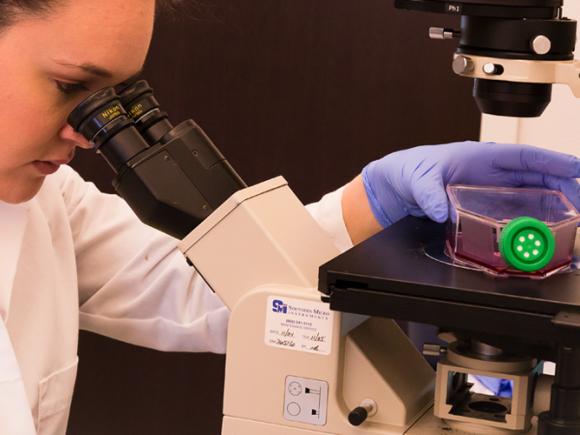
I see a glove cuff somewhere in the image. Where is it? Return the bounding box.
[362,163,391,228]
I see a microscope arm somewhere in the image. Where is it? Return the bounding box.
[177,176,339,309]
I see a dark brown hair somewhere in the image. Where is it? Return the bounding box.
[0,0,181,29]
[0,0,59,29]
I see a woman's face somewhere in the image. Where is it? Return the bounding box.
[0,0,156,203]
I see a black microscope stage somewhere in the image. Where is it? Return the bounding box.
[319,217,580,352]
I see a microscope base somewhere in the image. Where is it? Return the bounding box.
[221,414,411,434]
[222,416,333,434]
[223,410,538,434]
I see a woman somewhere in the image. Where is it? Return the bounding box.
[0,0,578,434]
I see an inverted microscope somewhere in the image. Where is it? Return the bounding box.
[68,1,580,433]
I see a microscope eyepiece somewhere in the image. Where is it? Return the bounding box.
[117,80,174,145]
[68,87,150,173]
[67,87,117,130]
[67,88,132,148]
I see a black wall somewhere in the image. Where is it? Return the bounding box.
[68,1,480,433]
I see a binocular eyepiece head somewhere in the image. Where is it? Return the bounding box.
[66,79,247,239]
[67,80,173,172]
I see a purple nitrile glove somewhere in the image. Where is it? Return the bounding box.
[362,141,580,228]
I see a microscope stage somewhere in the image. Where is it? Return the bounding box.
[319,217,580,349]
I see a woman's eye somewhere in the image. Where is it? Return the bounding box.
[55,81,89,95]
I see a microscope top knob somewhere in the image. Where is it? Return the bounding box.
[429,27,460,40]
[531,35,552,55]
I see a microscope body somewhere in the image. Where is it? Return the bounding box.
[178,177,436,434]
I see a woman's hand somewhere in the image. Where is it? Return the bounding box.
[342,142,580,244]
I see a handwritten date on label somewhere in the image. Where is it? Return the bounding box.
[275,339,296,347]
[266,296,334,355]
[308,332,326,343]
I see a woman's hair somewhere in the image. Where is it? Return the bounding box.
[0,0,181,29]
[0,0,58,29]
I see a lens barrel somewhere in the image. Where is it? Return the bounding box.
[473,79,552,117]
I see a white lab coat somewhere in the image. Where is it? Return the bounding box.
[0,165,352,435]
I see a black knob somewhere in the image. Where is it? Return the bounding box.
[348,406,368,426]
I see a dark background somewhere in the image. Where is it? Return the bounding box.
[67,0,480,433]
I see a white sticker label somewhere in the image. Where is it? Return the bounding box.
[265,296,334,355]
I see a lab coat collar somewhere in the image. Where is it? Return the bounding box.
[0,201,30,322]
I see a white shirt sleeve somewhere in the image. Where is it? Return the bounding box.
[306,186,353,253]
[58,166,351,354]
[59,166,229,353]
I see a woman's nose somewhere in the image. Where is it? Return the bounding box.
[59,124,93,149]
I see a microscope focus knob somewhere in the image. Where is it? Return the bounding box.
[348,399,377,426]
[348,407,368,426]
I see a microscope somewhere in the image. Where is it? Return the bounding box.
[68,1,580,434]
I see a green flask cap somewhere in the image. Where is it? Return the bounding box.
[499,216,556,273]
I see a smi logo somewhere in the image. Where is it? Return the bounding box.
[272,299,288,313]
